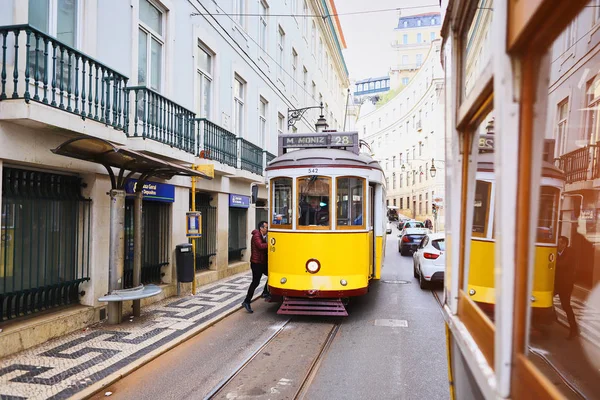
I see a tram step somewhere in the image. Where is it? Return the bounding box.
[277,297,348,316]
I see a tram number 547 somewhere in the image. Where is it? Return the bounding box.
[308,168,319,174]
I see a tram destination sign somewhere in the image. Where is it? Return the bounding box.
[279,132,359,155]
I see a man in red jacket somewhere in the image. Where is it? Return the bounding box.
[242,220,270,313]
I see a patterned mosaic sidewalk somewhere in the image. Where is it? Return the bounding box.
[0,272,264,400]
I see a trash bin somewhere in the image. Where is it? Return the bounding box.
[176,243,194,283]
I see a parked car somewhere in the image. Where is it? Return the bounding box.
[413,232,446,289]
[398,226,430,256]
[398,219,424,230]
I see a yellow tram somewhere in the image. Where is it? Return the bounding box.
[265,132,387,316]
[441,0,600,399]
[467,135,564,318]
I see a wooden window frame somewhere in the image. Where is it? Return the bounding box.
[270,177,293,230]
[296,176,332,231]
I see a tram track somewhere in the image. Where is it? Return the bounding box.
[204,318,341,400]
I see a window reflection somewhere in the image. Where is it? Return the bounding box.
[298,176,330,227]
[528,5,600,398]
[463,0,493,100]
[271,178,292,227]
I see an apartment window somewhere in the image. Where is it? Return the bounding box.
[426,162,429,180]
[403,21,408,27]
[196,43,213,118]
[416,54,423,66]
[303,67,308,104]
[303,1,308,37]
[400,198,404,209]
[402,55,409,65]
[431,18,436,25]
[386,160,389,170]
[417,19,422,27]
[417,33,422,43]
[276,26,286,82]
[376,81,381,89]
[430,32,435,41]
[393,198,397,206]
[392,173,396,189]
[291,0,297,15]
[378,118,382,128]
[402,77,409,86]
[587,78,600,144]
[29,0,78,46]
[138,0,164,91]
[556,98,569,156]
[292,48,298,95]
[564,20,576,51]
[259,0,268,50]
[412,146,416,159]
[406,197,410,208]
[419,166,423,183]
[403,34,408,44]
[259,97,268,147]
[278,112,285,135]
[233,75,245,136]
[419,141,423,156]
[318,38,323,70]
[234,0,245,27]
[311,22,316,55]
[312,81,316,100]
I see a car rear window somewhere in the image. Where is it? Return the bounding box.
[432,239,445,251]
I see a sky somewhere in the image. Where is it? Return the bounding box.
[334,0,441,81]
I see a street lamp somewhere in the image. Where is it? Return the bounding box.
[315,114,329,132]
[430,158,437,178]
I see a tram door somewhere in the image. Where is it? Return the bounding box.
[369,185,375,277]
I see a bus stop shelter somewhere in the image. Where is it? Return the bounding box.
[52,135,211,324]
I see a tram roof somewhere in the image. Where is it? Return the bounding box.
[266,148,383,171]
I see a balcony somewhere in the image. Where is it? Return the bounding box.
[125,86,195,154]
[0,25,274,176]
[0,24,128,131]
[557,144,599,184]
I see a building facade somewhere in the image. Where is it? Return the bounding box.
[0,0,349,353]
[389,12,441,89]
[353,76,390,104]
[357,39,444,227]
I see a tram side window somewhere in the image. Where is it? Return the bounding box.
[298,176,330,227]
[336,177,365,227]
[272,178,292,227]
[472,180,491,237]
[537,186,559,244]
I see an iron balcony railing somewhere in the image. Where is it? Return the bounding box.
[557,145,594,184]
[0,24,128,132]
[240,138,263,175]
[125,86,196,153]
[196,118,238,168]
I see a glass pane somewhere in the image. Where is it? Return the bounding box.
[298,176,331,227]
[463,0,493,101]
[197,46,211,74]
[138,29,148,85]
[140,0,162,34]
[336,177,365,227]
[57,0,77,47]
[526,8,600,397]
[202,76,211,118]
[272,178,292,227]
[150,38,161,90]
[466,110,495,319]
[28,0,49,33]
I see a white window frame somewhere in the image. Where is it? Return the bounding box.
[311,21,316,56]
[594,0,600,26]
[233,74,245,137]
[556,98,569,156]
[259,96,268,147]
[196,41,213,119]
[278,112,285,135]
[303,1,309,40]
[259,0,268,51]
[138,0,165,91]
[233,0,245,28]
[277,25,285,83]
[303,66,308,104]
[28,0,83,47]
[292,48,298,96]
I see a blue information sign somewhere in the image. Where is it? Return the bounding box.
[125,179,175,203]
[229,194,250,208]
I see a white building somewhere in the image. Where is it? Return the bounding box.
[357,39,444,226]
[0,0,349,355]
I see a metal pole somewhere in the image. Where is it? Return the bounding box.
[133,188,143,317]
[343,88,350,131]
[108,189,126,324]
[191,166,197,295]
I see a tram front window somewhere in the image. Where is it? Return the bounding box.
[272,178,292,227]
[336,177,365,228]
[537,186,559,244]
[298,176,331,227]
[472,180,491,236]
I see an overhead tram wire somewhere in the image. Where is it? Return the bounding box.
[188,0,320,129]
[190,4,440,18]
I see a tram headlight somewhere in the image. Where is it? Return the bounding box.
[306,258,321,274]
[340,279,348,286]
[280,277,287,284]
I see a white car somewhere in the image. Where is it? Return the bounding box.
[413,232,446,289]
